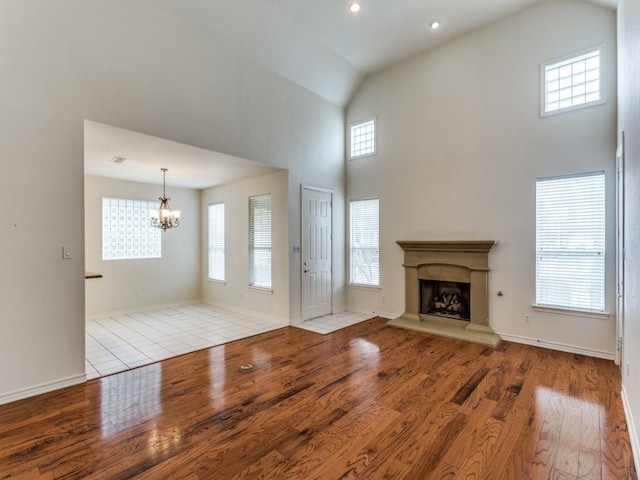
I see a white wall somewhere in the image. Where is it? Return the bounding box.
[346,0,617,357]
[619,0,640,469]
[0,1,344,403]
[84,175,200,315]
[201,171,290,321]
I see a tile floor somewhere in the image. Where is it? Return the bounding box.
[86,303,375,380]
[293,311,374,335]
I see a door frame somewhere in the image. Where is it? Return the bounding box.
[300,184,333,321]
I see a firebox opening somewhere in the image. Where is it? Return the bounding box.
[420,279,470,321]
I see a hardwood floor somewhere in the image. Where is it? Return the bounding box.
[0,318,636,479]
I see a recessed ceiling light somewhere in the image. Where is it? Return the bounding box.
[350,2,361,13]
[110,156,128,164]
[430,20,441,30]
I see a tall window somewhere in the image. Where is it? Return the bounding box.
[208,202,225,281]
[249,194,272,289]
[542,48,603,115]
[350,198,380,287]
[349,118,376,159]
[102,197,161,260]
[536,172,605,312]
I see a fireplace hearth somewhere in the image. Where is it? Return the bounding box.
[387,241,501,347]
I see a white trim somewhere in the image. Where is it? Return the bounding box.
[0,373,86,406]
[347,283,382,291]
[202,298,289,326]
[622,385,640,475]
[532,304,610,320]
[247,285,274,295]
[496,332,615,360]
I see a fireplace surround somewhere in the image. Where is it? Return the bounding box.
[387,240,501,347]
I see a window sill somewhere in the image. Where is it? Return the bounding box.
[348,283,381,291]
[248,285,273,295]
[532,304,610,320]
[207,279,226,285]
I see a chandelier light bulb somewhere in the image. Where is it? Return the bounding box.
[350,3,361,13]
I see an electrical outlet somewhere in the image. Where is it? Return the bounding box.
[524,314,530,323]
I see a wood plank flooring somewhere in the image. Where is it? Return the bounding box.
[0,318,636,479]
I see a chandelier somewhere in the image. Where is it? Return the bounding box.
[150,168,181,231]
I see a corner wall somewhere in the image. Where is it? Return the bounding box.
[84,175,201,315]
[618,0,640,469]
[201,171,290,322]
[346,0,617,357]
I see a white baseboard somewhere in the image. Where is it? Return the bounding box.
[0,373,86,406]
[87,298,202,320]
[201,298,289,326]
[622,385,640,475]
[345,306,400,320]
[496,332,615,360]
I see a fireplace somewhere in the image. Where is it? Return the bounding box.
[387,241,501,347]
[420,279,470,320]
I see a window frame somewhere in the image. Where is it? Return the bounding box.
[349,197,380,288]
[249,193,273,291]
[101,196,161,261]
[348,117,377,160]
[540,45,605,117]
[534,171,606,314]
[207,202,225,283]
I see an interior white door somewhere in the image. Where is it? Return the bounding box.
[302,187,332,320]
[615,132,625,366]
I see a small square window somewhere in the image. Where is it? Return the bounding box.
[541,47,604,116]
[349,118,376,159]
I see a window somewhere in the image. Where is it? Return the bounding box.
[350,198,379,287]
[208,202,225,281]
[102,197,161,260]
[349,118,376,159]
[536,172,605,312]
[542,47,603,115]
[249,194,272,289]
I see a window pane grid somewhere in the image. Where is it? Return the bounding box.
[350,198,379,286]
[544,50,601,113]
[535,172,605,312]
[102,197,161,260]
[249,194,272,289]
[208,203,225,281]
[350,119,376,158]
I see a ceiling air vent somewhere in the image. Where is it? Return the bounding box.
[110,156,128,164]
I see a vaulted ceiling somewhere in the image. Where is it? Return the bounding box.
[85,0,617,188]
[154,0,617,106]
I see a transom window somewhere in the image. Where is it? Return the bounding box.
[535,171,605,312]
[542,48,603,115]
[208,202,225,282]
[350,198,380,287]
[102,197,161,260]
[349,118,376,159]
